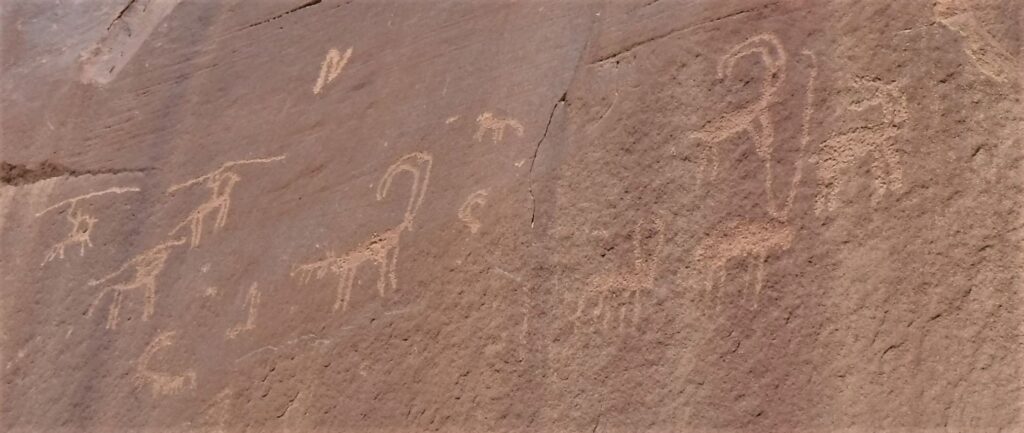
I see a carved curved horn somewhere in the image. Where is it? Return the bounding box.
[717,33,787,92]
[376,152,433,226]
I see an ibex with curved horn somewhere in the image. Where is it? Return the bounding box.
[292,152,433,313]
[692,33,788,177]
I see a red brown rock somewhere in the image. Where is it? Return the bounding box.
[1,0,1021,431]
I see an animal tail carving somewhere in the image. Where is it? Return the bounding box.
[717,33,788,98]
[377,152,433,229]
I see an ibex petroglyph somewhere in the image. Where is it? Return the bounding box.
[293,153,432,312]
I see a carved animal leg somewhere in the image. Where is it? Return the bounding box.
[877,138,904,190]
[215,198,230,230]
[386,241,401,294]
[80,236,92,255]
[86,287,112,319]
[375,254,389,298]
[814,166,841,215]
[189,213,203,248]
[571,295,587,333]
[143,282,156,320]
[754,253,768,308]
[751,114,774,160]
[107,290,123,329]
[334,265,358,312]
[699,143,720,179]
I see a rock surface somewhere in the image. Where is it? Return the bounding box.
[1,0,1022,431]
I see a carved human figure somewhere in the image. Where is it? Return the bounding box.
[691,33,787,177]
[87,238,187,329]
[37,186,140,266]
[313,47,353,94]
[693,219,793,306]
[571,216,666,333]
[168,155,285,248]
[292,152,433,313]
[813,77,908,213]
[474,112,524,143]
[134,331,196,397]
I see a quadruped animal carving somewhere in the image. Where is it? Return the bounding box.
[935,0,1018,83]
[87,238,187,329]
[134,331,196,397]
[168,155,286,248]
[474,112,524,143]
[313,47,353,94]
[292,152,433,313]
[692,219,793,307]
[36,186,140,266]
[813,77,908,214]
[691,33,787,178]
[457,189,488,234]
[571,216,666,333]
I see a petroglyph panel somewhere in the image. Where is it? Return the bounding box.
[292,153,432,313]
[474,112,524,143]
[813,77,908,214]
[36,186,140,266]
[134,331,196,397]
[168,155,285,248]
[313,47,353,94]
[87,238,186,329]
[458,189,488,234]
[572,216,665,333]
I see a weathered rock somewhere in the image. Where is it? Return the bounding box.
[1,0,1022,431]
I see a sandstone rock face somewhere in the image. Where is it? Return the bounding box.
[2,0,1022,431]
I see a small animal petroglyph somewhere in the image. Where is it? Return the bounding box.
[935,0,1018,83]
[474,112,524,143]
[691,33,787,177]
[813,77,908,214]
[445,116,460,124]
[87,238,186,329]
[572,216,666,333]
[134,331,196,397]
[457,189,488,234]
[226,282,260,339]
[313,47,353,94]
[168,155,285,248]
[693,220,793,306]
[292,152,432,312]
[37,186,140,266]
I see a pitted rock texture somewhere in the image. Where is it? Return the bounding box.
[1,0,1022,432]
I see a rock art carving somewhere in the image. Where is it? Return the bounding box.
[813,77,908,214]
[935,0,1018,83]
[764,51,818,220]
[292,152,432,313]
[571,216,666,333]
[86,238,186,329]
[691,33,787,178]
[36,186,140,266]
[313,47,353,94]
[692,219,793,306]
[168,155,286,248]
[134,331,196,397]
[457,189,488,234]
[226,282,260,339]
[474,112,524,143]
